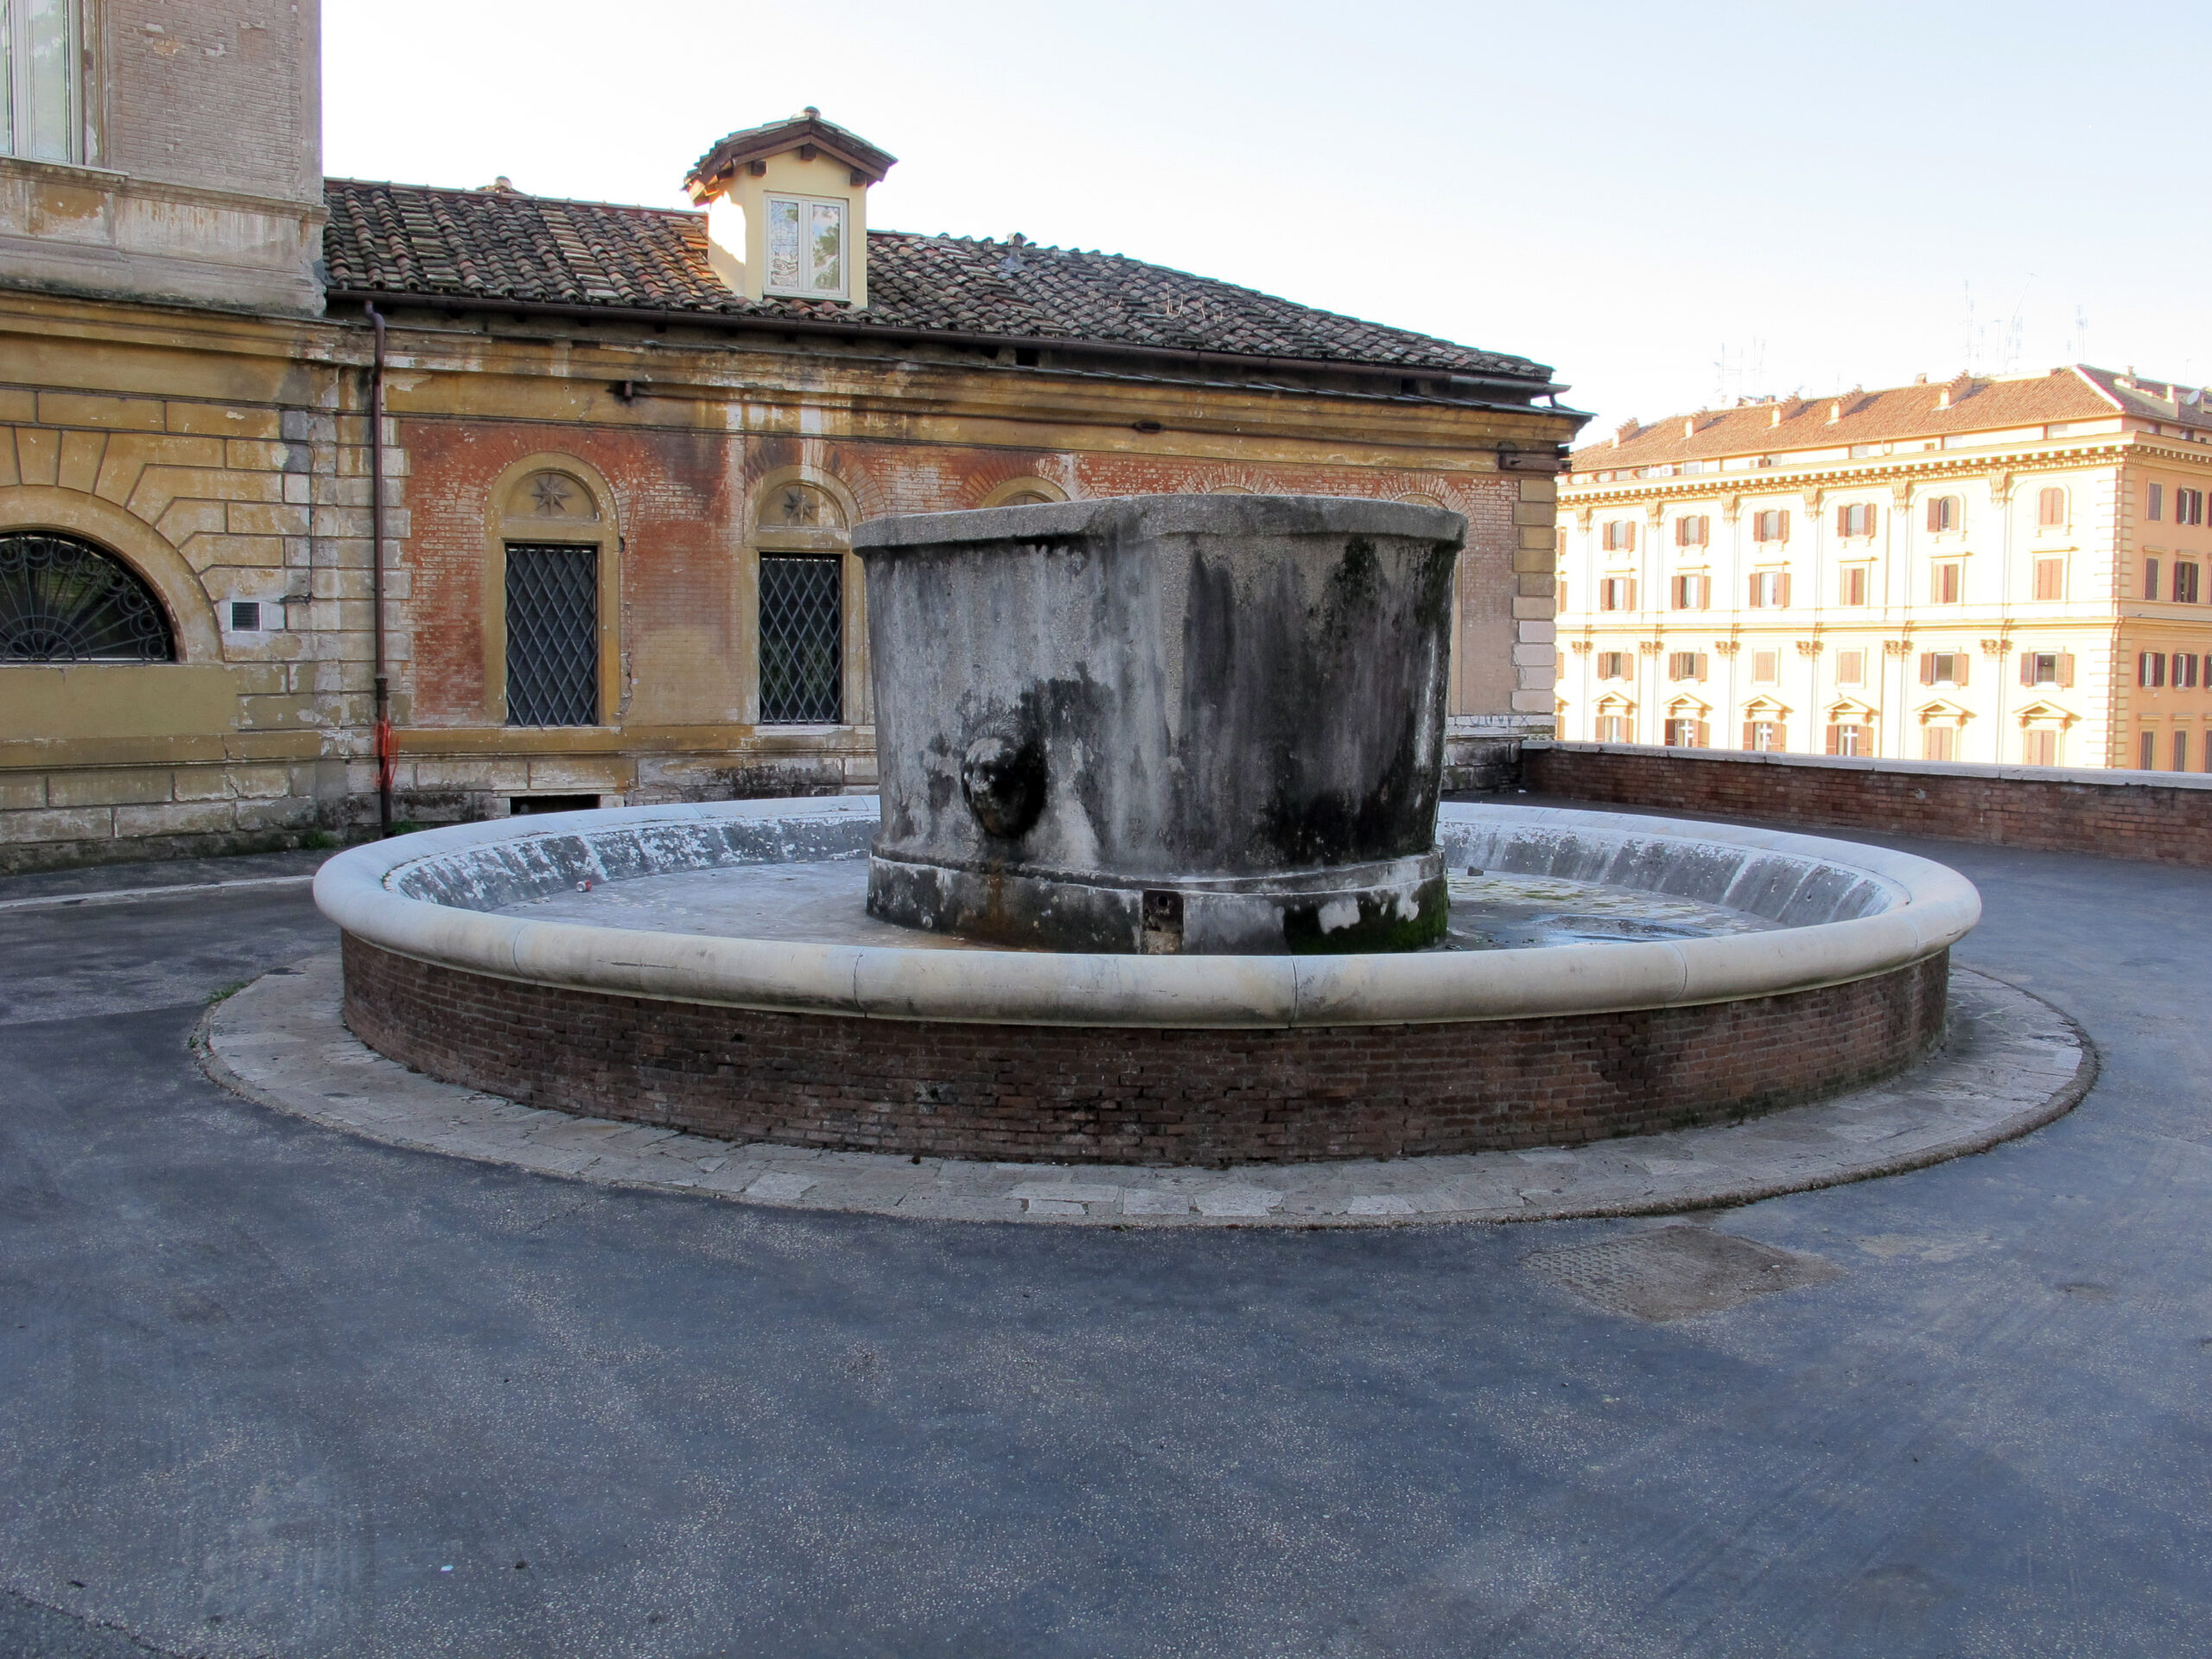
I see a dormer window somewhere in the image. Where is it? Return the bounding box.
[685,111,893,307]
[766,194,849,299]
[3,0,81,163]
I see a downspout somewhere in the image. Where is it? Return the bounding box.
[365,303,393,837]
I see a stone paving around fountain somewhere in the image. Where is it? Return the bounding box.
[204,954,2089,1226]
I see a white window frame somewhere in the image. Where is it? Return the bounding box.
[763,193,850,301]
[2,0,83,165]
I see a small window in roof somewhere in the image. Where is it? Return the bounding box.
[766,194,848,299]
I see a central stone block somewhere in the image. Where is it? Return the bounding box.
[855,493,1465,953]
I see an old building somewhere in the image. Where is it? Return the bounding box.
[0,3,1580,873]
[1554,367,2212,770]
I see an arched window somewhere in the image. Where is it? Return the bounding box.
[2037,486,2069,528]
[753,479,852,726]
[1,532,175,663]
[1924,494,1961,533]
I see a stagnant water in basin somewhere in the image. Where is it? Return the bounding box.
[494,858,1781,951]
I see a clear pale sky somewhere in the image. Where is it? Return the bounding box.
[325,1,2209,444]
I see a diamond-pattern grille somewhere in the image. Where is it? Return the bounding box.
[505,543,598,727]
[0,532,175,662]
[759,555,842,724]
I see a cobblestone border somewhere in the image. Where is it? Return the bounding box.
[199,955,2094,1228]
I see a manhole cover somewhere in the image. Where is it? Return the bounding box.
[1524,1225,1842,1320]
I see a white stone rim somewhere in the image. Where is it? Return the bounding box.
[313,798,1980,1029]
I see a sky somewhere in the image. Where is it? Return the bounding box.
[324,0,2211,445]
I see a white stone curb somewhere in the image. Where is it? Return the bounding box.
[199,956,2093,1229]
[311,799,1981,1029]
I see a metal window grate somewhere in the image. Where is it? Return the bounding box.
[759,554,842,724]
[0,531,175,662]
[505,543,598,727]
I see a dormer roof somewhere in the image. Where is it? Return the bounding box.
[684,109,898,202]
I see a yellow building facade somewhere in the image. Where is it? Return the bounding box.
[1554,366,2212,771]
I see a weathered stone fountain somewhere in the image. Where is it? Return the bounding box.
[315,493,1979,1166]
[861,495,1460,954]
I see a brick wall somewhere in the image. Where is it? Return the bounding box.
[342,936,1948,1166]
[1522,742,2212,866]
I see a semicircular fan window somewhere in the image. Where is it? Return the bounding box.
[0,532,175,662]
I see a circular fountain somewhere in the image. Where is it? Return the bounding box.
[315,494,1977,1166]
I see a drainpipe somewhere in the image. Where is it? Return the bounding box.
[365,302,393,837]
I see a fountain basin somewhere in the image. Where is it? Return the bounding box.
[315,798,1977,1166]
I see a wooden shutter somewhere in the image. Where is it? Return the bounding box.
[1742,721,1757,750]
[1919,652,1935,685]
[1778,573,1791,607]
[1955,652,1968,687]
[1835,505,1848,537]
[1695,721,1709,747]
[2059,652,2075,689]
[1778,511,1790,541]
[1925,497,1940,531]
[1825,724,1840,755]
[2019,653,2033,688]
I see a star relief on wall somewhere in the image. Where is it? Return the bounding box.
[777,486,822,525]
[530,474,575,516]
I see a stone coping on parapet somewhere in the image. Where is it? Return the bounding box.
[310,798,1980,1030]
[201,957,2090,1229]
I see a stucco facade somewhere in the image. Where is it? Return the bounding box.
[1555,368,2212,771]
[0,9,1580,871]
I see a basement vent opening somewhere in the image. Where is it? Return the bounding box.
[511,794,601,816]
[230,601,261,631]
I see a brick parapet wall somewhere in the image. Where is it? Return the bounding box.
[1522,741,2212,866]
[341,935,1948,1166]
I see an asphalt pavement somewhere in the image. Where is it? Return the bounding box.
[0,829,2205,1657]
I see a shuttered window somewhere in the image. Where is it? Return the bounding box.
[1835,649,1866,686]
[1836,502,1877,537]
[2018,652,2074,688]
[1752,509,1789,543]
[2145,558,2160,601]
[2139,651,2165,688]
[1670,573,1708,609]
[1675,515,1711,548]
[1751,650,1780,684]
[1923,728,1956,761]
[2147,484,2164,521]
[1930,562,1963,604]
[1599,576,1636,611]
[2177,563,2202,603]
[1920,652,1967,686]
[505,543,599,728]
[1750,570,1789,607]
[2037,487,2068,527]
[1602,520,1636,551]
[2033,557,2066,601]
[1838,565,1868,606]
[1597,651,1630,679]
[1664,718,1707,747]
[2177,652,2199,689]
[1667,651,1706,682]
[1826,723,1869,756]
[1742,720,1783,752]
[2022,729,2057,766]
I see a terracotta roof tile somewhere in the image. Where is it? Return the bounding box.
[1572,366,2212,472]
[322,178,1551,381]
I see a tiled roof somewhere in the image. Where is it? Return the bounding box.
[1572,365,2212,473]
[321,178,1552,382]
